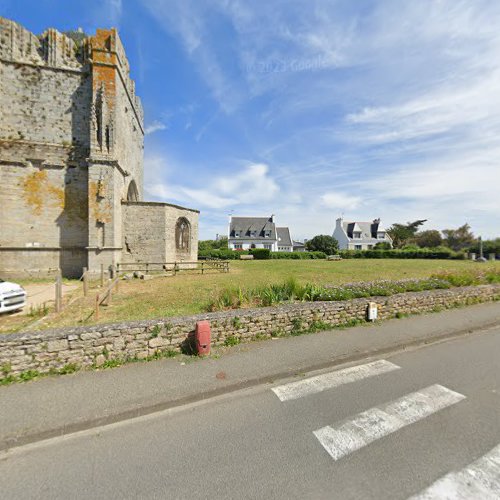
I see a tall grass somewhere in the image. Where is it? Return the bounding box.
[205,268,500,312]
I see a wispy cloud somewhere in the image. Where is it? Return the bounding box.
[136,0,500,238]
[145,154,280,210]
[145,120,167,135]
[105,0,122,27]
[321,192,362,211]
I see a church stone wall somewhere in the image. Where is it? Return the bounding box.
[122,203,166,264]
[0,17,199,278]
[165,204,199,262]
[123,202,199,264]
[0,18,91,277]
[113,58,144,201]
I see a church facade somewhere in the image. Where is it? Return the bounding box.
[0,17,198,278]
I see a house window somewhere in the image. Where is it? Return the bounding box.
[234,244,243,250]
[250,231,257,237]
[235,231,241,238]
[355,245,362,250]
[377,232,385,239]
[264,244,272,250]
[367,245,373,250]
[264,230,271,238]
[353,232,362,239]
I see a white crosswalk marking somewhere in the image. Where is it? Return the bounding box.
[314,384,466,461]
[408,443,500,499]
[272,359,401,402]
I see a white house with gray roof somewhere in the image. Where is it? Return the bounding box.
[277,227,293,252]
[228,216,293,252]
[333,217,392,250]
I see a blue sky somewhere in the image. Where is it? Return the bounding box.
[3,0,500,239]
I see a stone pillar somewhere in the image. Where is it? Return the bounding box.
[86,160,123,274]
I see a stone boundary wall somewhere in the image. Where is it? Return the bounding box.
[1,285,500,376]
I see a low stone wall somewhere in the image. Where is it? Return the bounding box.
[1,284,500,377]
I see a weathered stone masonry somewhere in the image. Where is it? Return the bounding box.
[1,285,499,377]
[0,17,198,278]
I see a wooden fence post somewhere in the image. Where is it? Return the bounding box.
[83,267,88,297]
[95,294,100,320]
[55,271,62,313]
[100,264,105,287]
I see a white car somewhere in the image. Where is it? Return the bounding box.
[0,279,27,313]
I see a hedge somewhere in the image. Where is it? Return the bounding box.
[249,248,271,259]
[270,251,327,260]
[198,249,248,260]
[198,250,328,260]
[338,248,466,260]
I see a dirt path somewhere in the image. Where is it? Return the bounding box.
[19,283,79,316]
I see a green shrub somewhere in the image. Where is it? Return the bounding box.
[271,251,302,259]
[270,251,326,260]
[224,335,240,346]
[374,242,392,250]
[338,248,465,260]
[19,370,40,382]
[198,249,247,260]
[305,235,339,254]
[249,248,271,260]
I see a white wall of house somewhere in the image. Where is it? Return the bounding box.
[332,218,350,250]
[228,241,278,251]
[333,217,392,250]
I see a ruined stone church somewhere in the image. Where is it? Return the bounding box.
[0,17,199,278]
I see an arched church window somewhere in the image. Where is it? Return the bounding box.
[127,180,139,202]
[95,104,102,149]
[175,217,190,253]
[105,125,110,152]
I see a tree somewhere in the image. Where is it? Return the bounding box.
[442,223,475,251]
[414,230,443,248]
[387,219,427,248]
[374,241,392,250]
[306,235,339,255]
[198,237,228,252]
[467,238,500,256]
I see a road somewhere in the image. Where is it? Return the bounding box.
[1,327,500,499]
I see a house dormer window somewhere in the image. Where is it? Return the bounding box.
[264,230,271,238]
[250,231,257,237]
[377,232,385,239]
[353,231,362,239]
[235,231,241,238]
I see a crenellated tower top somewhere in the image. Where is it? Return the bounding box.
[0,17,143,130]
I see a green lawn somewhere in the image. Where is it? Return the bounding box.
[2,259,499,333]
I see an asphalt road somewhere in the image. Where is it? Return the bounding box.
[1,327,500,499]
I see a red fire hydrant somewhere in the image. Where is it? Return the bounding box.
[195,321,211,356]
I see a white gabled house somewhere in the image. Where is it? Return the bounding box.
[277,227,293,252]
[333,217,392,250]
[227,215,293,252]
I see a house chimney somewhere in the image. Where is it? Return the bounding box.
[336,217,343,228]
[270,214,275,222]
[373,218,381,224]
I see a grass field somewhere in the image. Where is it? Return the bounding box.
[1,259,499,334]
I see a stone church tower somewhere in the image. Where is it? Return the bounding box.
[0,17,199,277]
